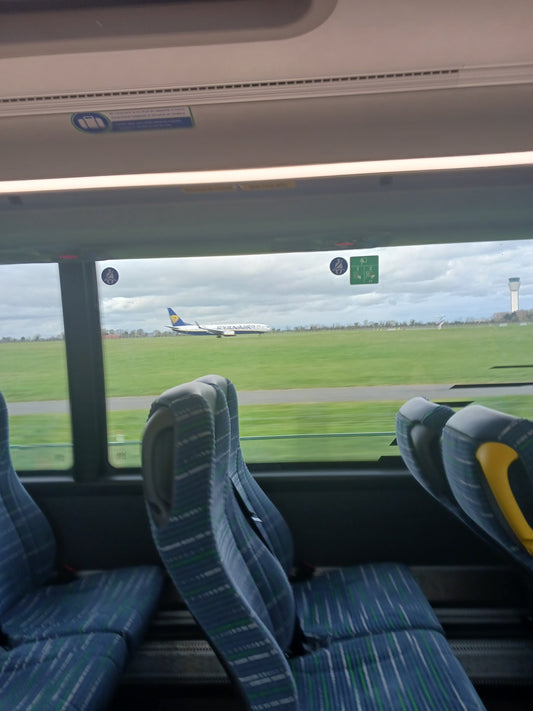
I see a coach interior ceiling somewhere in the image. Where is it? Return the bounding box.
[1,0,533,259]
[2,85,533,182]
[2,166,533,263]
[0,0,335,56]
[2,0,533,94]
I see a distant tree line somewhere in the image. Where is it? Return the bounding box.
[0,334,65,343]
[283,309,533,332]
[491,308,533,323]
[102,329,174,339]
[2,309,532,343]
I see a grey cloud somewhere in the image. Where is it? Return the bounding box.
[1,240,531,339]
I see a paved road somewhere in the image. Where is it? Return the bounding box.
[7,383,533,415]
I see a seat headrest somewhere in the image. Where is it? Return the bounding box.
[443,404,518,443]
[196,374,229,400]
[396,397,455,504]
[142,380,219,528]
[150,379,218,415]
[397,396,452,425]
[443,404,533,560]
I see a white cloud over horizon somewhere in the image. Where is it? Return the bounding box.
[1,239,532,339]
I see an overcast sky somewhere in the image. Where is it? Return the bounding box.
[1,239,532,339]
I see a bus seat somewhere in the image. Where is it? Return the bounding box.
[196,374,295,575]
[396,397,457,513]
[0,390,164,654]
[142,380,299,710]
[196,375,443,641]
[141,380,487,711]
[0,633,128,711]
[442,404,533,574]
[396,397,517,560]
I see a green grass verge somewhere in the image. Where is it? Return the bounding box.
[2,325,533,468]
[9,395,533,469]
[0,341,69,401]
[2,325,533,401]
[103,325,533,394]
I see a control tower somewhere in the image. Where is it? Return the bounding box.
[508,277,520,313]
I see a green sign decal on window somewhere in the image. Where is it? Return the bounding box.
[350,256,379,285]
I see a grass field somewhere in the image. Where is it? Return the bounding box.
[1,324,533,401]
[2,324,532,467]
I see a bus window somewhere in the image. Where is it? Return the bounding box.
[97,240,532,468]
[0,263,72,470]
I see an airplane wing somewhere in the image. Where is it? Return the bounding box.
[195,320,225,336]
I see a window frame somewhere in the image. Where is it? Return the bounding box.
[58,259,109,481]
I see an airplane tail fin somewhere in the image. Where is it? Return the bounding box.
[167,308,190,327]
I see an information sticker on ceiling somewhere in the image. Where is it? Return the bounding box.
[71,107,194,133]
[350,255,379,284]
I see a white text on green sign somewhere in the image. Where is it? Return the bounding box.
[350,256,379,284]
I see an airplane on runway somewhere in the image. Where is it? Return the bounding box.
[167,308,271,337]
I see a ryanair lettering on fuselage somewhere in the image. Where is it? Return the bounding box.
[166,308,271,337]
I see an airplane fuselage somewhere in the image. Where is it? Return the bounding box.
[167,308,271,336]
[170,323,271,337]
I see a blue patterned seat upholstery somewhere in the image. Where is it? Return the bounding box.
[0,390,165,709]
[2,565,164,651]
[396,397,457,512]
[142,382,298,709]
[291,561,440,640]
[0,633,128,711]
[396,397,516,561]
[289,628,485,711]
[196,375,442,640]
[0,391,164,652]
[142,381,486,711]
[442,404,533,574]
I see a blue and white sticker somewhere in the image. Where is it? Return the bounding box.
[101,267,119,285]
[72,112,111,133]
[330,257,348,276]
[72,106,194,134]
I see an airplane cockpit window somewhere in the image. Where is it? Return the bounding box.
[0,263,72,471]
[97,241,532,468]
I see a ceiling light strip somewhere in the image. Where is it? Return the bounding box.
[2,152,533,195]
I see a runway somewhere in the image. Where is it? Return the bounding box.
[7,383,533,415]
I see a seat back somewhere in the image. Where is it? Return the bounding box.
[0,392,56,616]
[395,397,457,512]
[442,404,533,574]
[142,381,298,711]
[196,374,295,577]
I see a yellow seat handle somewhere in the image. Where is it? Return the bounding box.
[476,442,533,556]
